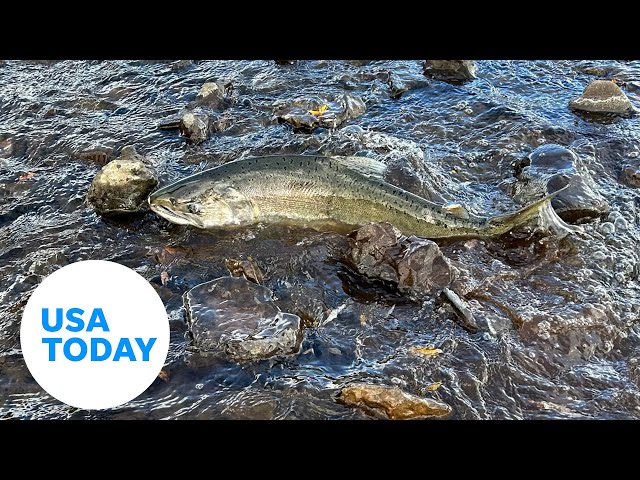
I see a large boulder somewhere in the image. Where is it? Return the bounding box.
[423,60,477,83]
[337,384,452,419]
[184,276,302,361]
[569,80,633,115]
[514,144,609,222]
[87,145,157,216]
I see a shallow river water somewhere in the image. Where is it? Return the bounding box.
[1,60,639,419]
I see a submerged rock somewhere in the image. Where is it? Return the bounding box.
[87,145,157,215]
[423,60,477,83]
[275,94,366,132]
[184,276,302,361]
[337,384,452,419]
[347,222,457,298]
[569,80,633,115]
[180,111,211,144]
[620,163,640,188]
[514,144,608,222]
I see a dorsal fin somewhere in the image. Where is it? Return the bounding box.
[332,155,387,179]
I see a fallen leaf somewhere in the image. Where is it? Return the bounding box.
[160,271,170,285]
[308,104,329,116]
[164,246,178,254]
[410,347,443,357]
[18,172,35,182]
[158,370,169,382]
[427,382,442,392]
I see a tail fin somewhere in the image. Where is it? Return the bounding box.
[487,186,581,237]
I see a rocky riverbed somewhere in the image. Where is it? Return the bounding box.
[0,60,639,419]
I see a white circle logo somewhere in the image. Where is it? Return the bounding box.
[20,260,170,410]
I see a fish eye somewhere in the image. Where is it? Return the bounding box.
[187,203,201,214]
[169,197,177,206]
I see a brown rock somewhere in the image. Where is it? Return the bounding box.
[347,223,457,297]
[397,239,458,297]
[337,384,452,419]
[569,80,633,114]
[225,258,265,284]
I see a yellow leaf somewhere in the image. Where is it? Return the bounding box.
[410,347,443,357]
[308,104,330,116]
[427,382,442,391]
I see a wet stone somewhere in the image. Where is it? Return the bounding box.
[569,80,633,115]
[180,111,211,144]
[620,163,640,188]
[193,81,233,110]
[75,148,112,166]
[337,384,452,419]
[423,60,477,83]
[397,238,459,298]
[87,145,157,216]
[184,276,302,361]
[275,94,366,132]
[515,144,609,222]
[348,222,403,284]
[347,222,457,298]
[224,258,265,284]
[0,135,15,158]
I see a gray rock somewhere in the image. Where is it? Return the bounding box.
[620,163,640,188]
[423,60,477,83]
[336,384,452,419]
[569,80,633,115]
[275,94,366,132]
[184,276,302,361]
[347,222,457,298]
[179,111,211,144]
[515,144,609,222]
[87,145,157,215]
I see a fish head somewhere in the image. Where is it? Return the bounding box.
[148,179,253,229]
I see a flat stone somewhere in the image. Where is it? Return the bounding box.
[184,276,302,361]
[87,145,157,215]
[337,384,452,419]
[569,80,633,114]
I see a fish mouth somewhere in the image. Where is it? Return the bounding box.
[148,196,205,228]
